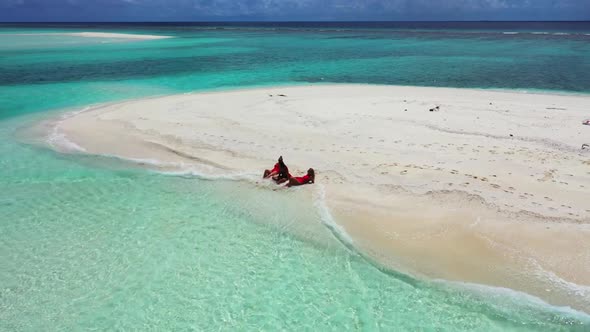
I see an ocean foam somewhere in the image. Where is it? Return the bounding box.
[47,125,86,153]
[475,230,590,313]
[437,279,590,323]
[528,259,590,300]
[161,167,259,182]
[312,184,354,246]
[44,106,97,153]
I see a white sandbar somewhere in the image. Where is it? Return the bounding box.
[36,84,590,311]
[10,32,171,40]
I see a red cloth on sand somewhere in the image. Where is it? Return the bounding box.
[294,174,311,184]
[271,163,280,173]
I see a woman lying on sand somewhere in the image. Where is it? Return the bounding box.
[286,168,315,187]
[263,156,291,184]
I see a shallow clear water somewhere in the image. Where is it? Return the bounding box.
[1,23,590,330]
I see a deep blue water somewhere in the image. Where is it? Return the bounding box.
[2,21,589,120]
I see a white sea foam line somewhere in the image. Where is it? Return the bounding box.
[47,124,86,153]
[160,167,259,182]
[477,229,590,304]
[116,156,189,168]
[59,106,91,120]
[435,279,590,321]
[313,184,354,246]
[528,258,590,299]
[45,106,102,153]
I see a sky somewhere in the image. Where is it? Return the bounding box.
[0,0,589,22]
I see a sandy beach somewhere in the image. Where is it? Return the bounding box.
[32,84,590,311]
[9,32,171,40]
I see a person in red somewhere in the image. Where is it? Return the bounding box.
[286,168,315,187]
[263,156,282,178]
[263,156,291,184]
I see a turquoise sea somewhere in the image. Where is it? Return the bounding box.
[1,23,590,330]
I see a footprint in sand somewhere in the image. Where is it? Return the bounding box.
[539,169,556,182]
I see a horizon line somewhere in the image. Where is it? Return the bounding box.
[1,20,590,24]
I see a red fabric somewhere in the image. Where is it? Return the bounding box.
[271,163,280,173]
[294,174,310,184]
